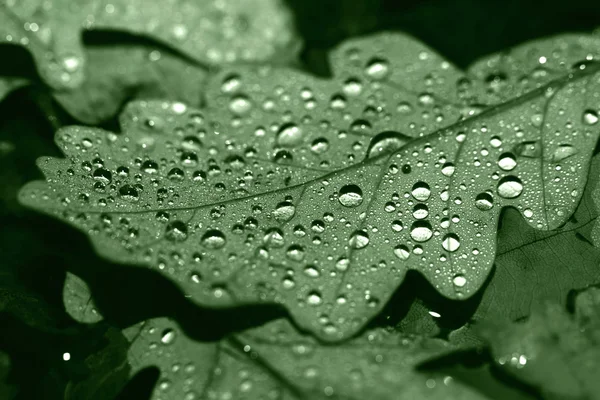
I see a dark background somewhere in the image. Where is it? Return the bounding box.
[1,0,599,398]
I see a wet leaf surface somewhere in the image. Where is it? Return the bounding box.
[20,32,600,341]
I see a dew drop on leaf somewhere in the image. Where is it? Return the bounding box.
[276,123,304,147]
[515,141,541,158]
[410,221,433,242]
[497,176,524,199]
[452,274,467,287]
[349,230,370,249]
[201,229,226,249]
[498,152,517,171]
[338,184,363,207]
[118,184,139,201]
[475,192,494,211]
[366,131,410,158]
[393,245,410,260]
[441,233,461,252]
[365,58,390,80]
[165,221,188,242]
[583,109,599,125]
[307,291,322,305]
[273,201,296,222]
[160,329,176,345]
[411,182,431,201]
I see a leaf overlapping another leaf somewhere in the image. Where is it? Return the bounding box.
[19,32,600,341]
[62,276,488,400]
[0,0,300,90]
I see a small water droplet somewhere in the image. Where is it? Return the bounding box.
[441,163,455,177]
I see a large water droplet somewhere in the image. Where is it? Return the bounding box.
[365,58,390,80]
[339,184,363,207]
[411,182,431,201]
[475,192,494,211]
[441,233,460,252]
[349,230,370,249]
[583,109,599,125]
[393,245,410,260]
[497,176,523,199]
[366,131,410,158]
[307,291,322,305]
[119,184,139,201]
[273,201,296,222]
[452,274,467,287]
[201,229,226,249]
[498,152,517,171]
[161,329,176,345]
[276,123,304,147]
[410,221,433,242]
[165,221,188,242]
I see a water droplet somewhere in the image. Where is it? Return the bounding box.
[229,95,253,115]
[497,176,523,199]
[365,58,390,80]
[349,230,370,249]
[452,274,467,287]
[338,184,363,207]
[141,160,159,173]
[411,182,431,201]
[286,245,305,261]
[393,245,410,260]
[181,152,198,168]
[276,123,304,147]
[413,204,429,219]
[442,233,460,252]
[335,257,349,271]
[165,221,188,242]
[475,192,494,211]
[273,201,296,222]
[161,329,176,345]
[583,109,599,125]
[366,131,410,158]
[441,163,455,177]
[303,265,320,278]
[93,168,112,184]
[310,138,329,154]
[410,221,433,242]
[307,291,322,305]
[119,185,139,201]
[552,144,578,162]
[498,152,517,171]
[343,78,363,96]
[201,229,226,249]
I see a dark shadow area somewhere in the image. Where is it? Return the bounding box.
[115,368,159,400]
[0,45,39,80]
[368,268,489,336]
[419,349,541,400]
